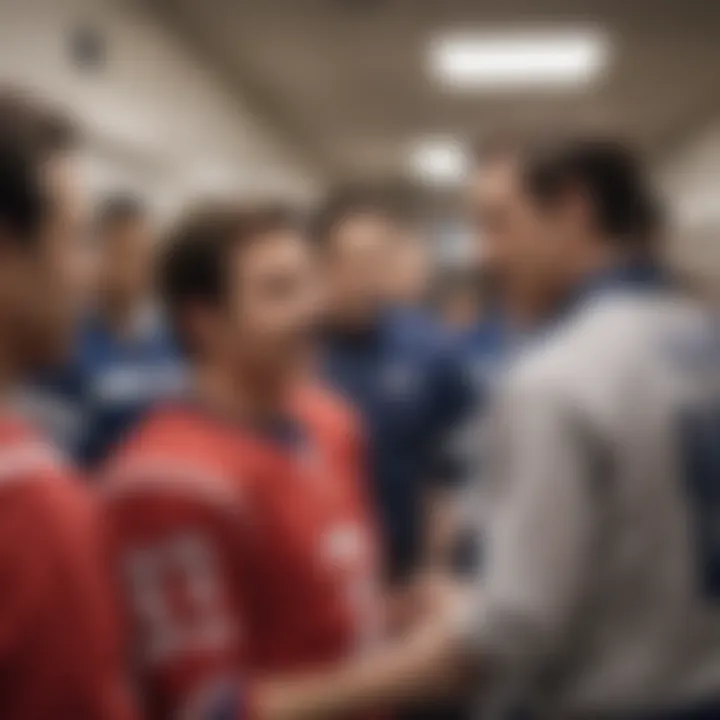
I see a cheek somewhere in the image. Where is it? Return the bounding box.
[48,245,88,311]
[231,294,275,347]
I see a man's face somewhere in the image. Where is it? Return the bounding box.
[470,155,566,308]
[325,212,393,323]
[0,154,91,370]
[100,215,154,305]
[387,230,432,307]
[228,230,321,375]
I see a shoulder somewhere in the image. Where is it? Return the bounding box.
[387,309,466,385]
[296,384,363,440]
[504,293,684,425]
[0,421,96,548]
[0,416,71,483]
[386,308,445,354]
[101,405,242,510]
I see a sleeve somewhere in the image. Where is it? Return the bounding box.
[424,343,475,488]
[458,377,601,684]
[105,478,256,720]
[0,477,138,720]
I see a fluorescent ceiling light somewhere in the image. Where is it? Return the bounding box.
[410,138,468,185]
[430,29,609,89]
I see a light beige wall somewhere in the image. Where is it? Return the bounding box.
[659,123,720,290]
[0,0,321,217]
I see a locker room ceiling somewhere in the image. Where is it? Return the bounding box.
[149,0,720,186]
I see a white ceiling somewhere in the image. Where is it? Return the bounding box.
[149,0,720,186]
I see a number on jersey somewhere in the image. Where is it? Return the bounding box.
[124,532,235,664]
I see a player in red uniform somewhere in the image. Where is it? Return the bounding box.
[103,206,383,719]
[0,91,137,719]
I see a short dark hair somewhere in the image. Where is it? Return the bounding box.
[95,193,147,236]
[158,203,300,352]
[523,135,659,248]
[0,88,79,244]
[311,184,393,249]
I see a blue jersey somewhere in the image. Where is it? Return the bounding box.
[323,308,471,582]
[31,309,186,466]
[455,314,511,416]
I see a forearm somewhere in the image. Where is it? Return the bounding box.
[255,623,470,720]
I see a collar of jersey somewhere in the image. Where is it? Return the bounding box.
[561,260,668,319]
[171,397,306,451]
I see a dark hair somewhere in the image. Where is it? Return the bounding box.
[158,203,300,352]
[311,184,393,249]
[95,193,147,236]
[523,135,659,248]
[0,88,78,244]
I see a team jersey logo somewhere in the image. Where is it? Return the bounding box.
[323,524,367,571]
[92,362,187,405]
[321,524,380,654]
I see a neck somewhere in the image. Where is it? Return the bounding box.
[329,306,382,334]
[195,359,292,423]
[0,316,31,403]
[502,288,550,331]
[100,293,145,336]
[571,242,627,290]
[500,273,565,331]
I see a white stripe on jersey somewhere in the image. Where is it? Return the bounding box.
[0,441,67,486]
[103,456,244,513]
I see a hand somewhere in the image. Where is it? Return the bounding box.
[409,569,468,625]
[385,570,470,638]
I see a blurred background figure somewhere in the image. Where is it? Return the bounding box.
[28,193,185,466]
[317,187,471,597]
[76,194,185,465]
[386,222,435,313]
[94,195,155,333]
[434,269,486,333]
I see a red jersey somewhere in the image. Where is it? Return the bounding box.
[103,387,381,719]
[0,415,137,720]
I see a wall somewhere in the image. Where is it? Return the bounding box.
[0,0,321,216]
[659,121,720,289]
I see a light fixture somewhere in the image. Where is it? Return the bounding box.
[410,138,468,185]
[429,29,609,89]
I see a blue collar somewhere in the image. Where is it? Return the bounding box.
[480,262,668,351]
[88,303,163,344]
[559,260,668,322]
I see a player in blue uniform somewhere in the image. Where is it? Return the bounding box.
[29,195,184,465]
[316,188,472,593]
